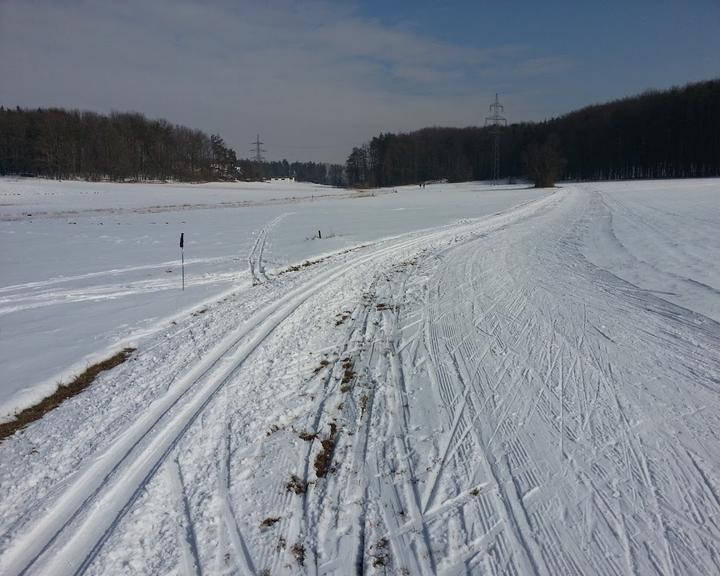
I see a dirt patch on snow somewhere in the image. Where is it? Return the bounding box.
[0,348,135,442]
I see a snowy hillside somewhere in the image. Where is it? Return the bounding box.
[0,178,719,575]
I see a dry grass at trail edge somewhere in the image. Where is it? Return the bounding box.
[314,422,337,478]
[291,542,306,566]
[286,474,308,495]
[259,516,281,530]
[0,348,135,442]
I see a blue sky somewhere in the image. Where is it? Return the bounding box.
[352,0,720,112]
[1,0,718,163]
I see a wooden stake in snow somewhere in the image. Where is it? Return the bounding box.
[180,232,185,291]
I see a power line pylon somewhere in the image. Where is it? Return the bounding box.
[485,94,507,183]
[250,134,266,162]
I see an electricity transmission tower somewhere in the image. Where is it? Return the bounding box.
[485,94,507,183]
[250,134,266,162]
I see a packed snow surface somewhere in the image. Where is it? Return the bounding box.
[0,177,719,575]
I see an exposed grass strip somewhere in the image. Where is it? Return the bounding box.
[314,422,337,478]
[259,516,281,530]
[0,348,135,442]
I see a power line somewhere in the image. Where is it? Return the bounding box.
[485,94,507,183]
[250,134,266,162]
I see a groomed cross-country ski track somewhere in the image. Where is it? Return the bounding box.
[1,184,719,575]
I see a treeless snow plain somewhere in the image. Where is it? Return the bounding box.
[0,177,718,575]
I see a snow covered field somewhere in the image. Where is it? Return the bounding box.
[0,178,541,417]
[1,177,719,575]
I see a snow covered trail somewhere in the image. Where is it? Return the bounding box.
[399,186,720,575]
[0,179,542,417]
[1,185,718,575]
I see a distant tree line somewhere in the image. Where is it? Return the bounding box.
[346,79,720,188]
[0,107,240,182]
[238,158,345,186]
[0,106,345,186]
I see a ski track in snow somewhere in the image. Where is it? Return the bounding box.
[1,184,719,575]
[248,213,290,285]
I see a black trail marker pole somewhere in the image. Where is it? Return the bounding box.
[180,232,185,291]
